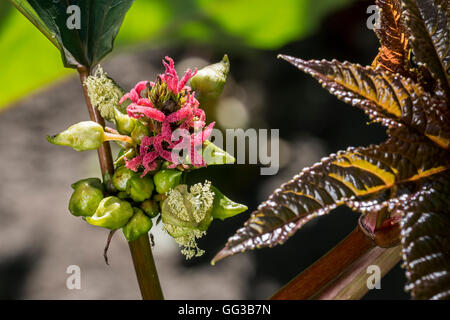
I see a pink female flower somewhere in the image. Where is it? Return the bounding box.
[121,57,214,175]
[160,56,197,94]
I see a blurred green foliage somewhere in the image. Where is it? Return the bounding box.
[0,0,353,110]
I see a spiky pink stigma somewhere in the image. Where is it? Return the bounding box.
[121,57,214,175]
[160,56,198,94]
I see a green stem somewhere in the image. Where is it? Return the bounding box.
[128,235,164,300]
[78,67,164,300]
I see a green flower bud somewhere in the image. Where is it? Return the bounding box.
[190,55,230,102]
[161,181,215,259]
[69,178,105,217]
[47,121,104,151]
[122,208,153,242]
[112,166,136,191]
[114,107,136,135]
[153,169,183,194]
[126,175,154,202]
[141,199,160,218]
[130,121,149,145]
[202,140,235,165]
[211,186,247,221]
[86,196,134,230]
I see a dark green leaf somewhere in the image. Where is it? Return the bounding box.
[23,0,134,68]
[8,0,61,49]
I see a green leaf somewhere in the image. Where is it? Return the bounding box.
[211,186,247,221]
[202,140,235,166]
[23,0,135,68]
[1,0,355,110]
[8,0,61,49]
[0,6,71,109]
[398,172,450,299]
[401,0,450,97]
[212,128,450,263]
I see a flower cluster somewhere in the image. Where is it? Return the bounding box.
[120,57,215,176]
[48,54,248,260]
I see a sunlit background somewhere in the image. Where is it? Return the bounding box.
[0,0,408,299]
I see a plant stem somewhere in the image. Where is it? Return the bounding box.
[128,235,164,300]
[270,227,375,300]
[312,246,401,299]
[104,132,134,145]
[78,67,164,300]
[78,67,115,175]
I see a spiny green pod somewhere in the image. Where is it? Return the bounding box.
[202,140,235,165]
[190,55,230,102]
[47,121,104,151]
[211,186,247,221]
[69,178,105,217]
[122,208,153,242]
[130,121,149,145]
[114,107,136,135]
[153,169,183,195]
[86,196,134,230]
[126,175,154,202]
[140,199,159,218]
[112,166,136,192]
[161,181,215,259]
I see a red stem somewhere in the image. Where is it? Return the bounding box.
[270,227,375,300]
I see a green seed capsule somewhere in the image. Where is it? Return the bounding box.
[47,121,105,151]
[130,121,149,145]
[122,208,153,242]
[114,107,136,135]
[202,140,235,165]
[126,175,154,202]
[112,166,136,191]
[210,186,247,221]
[86,196,134,230]
[140,199,160,218]
[190,55,230,102]
[117,191,129,200]
[69,178,105,217]
[153,169,183,194]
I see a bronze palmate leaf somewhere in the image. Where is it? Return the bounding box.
[213,0,450,299]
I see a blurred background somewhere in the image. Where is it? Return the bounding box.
[0,0,408,299]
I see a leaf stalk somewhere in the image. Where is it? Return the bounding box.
[270,228,400,300]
